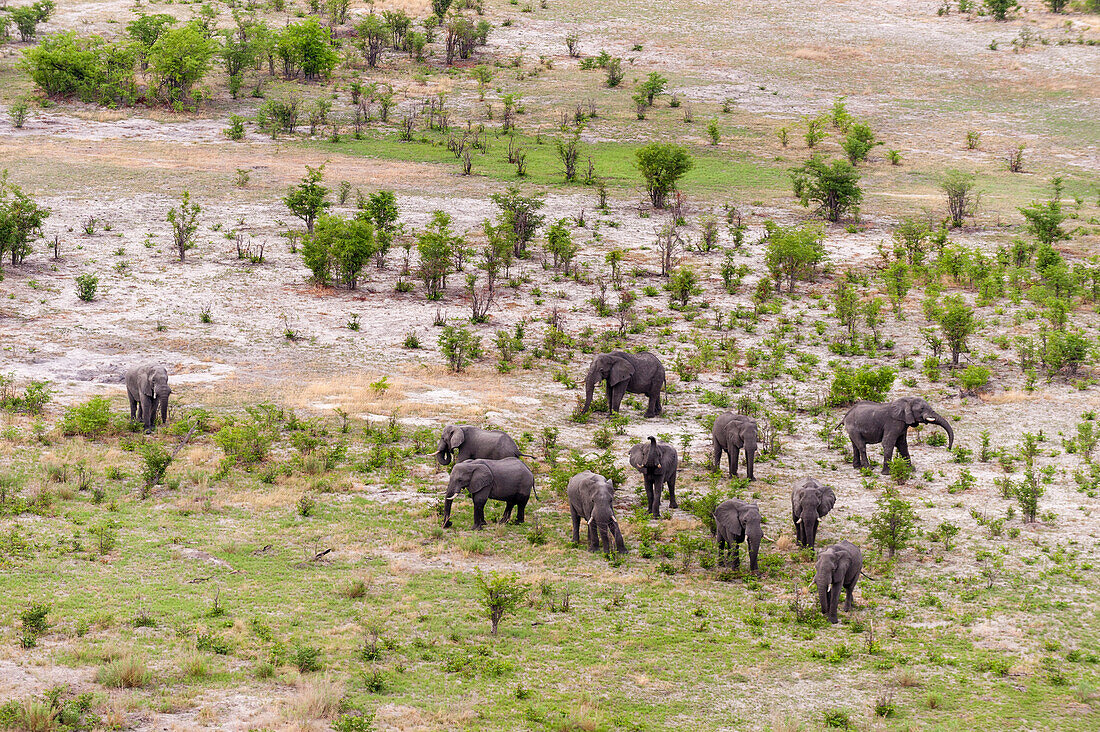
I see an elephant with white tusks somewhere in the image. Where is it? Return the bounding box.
[841,396,954,474]
[815,540,862,624]
[791,478,836,549]
[713,498,765,572]
[442,458,534,531]
[434,425,520,466]
[567,471,625,554]
[125,363,171,433]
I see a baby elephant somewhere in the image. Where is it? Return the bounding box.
[125,362,171,433]
[791,478,836,549]
[815,540,862,624]
[711,412,758,480]
[567,471,625,554]
[713,498,763,572]
[628,436,678,518]
[442,457,534,530]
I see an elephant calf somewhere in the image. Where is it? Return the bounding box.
[125,362,172,433]
[713,498,763,572]
[567,471,625,554]
[711,412,758,481]
[434,424,520,466]
[815,540,862,624]
[628,436,678,518]
[842,396,954,474]
[442,458,534,530]
[791,478,836,549]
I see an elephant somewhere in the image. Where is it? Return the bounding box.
[582,350,665,418]
[841,396,954,474]
[815,540,862,624]
[711,412,758,480]
[442,458,534,530]
[713,498,764,572]
[434,425,520,466]
[567,471,625,554]
[628,436,678,518]
[791,478,836,549]
[125,363,171,433]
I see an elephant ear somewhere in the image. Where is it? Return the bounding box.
[628,444,645,469]
[448,427,466,450]
[726,508,744,538]
[889,399,917,425]
[609,357,634,386]
[469,464,493,495]
[819,488,836,517]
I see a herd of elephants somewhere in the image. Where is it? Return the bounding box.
[125,348,956,624]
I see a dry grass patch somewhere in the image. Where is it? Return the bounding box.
[285,675,345,723]
[96,655,151,689]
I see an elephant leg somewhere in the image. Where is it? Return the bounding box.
[587,524,598,552]
[515,496,527,524]
[844,583,855,612]
[129,397,138,423]
[499,499,515,524]
[712,442,722,473]
[717,539,727,566]
[745,451,755,481]
[666,473,677,510]
[645,390,660,418]
[644,476,657,517]
[729,448,739,478]
[473,501,487,530]
[732,542,740,571]
[881,434,896,474]
[571,511,581,544]
[611,384,627,413]
[897,434,911,462]
[140,394,155,432]
[605,383,614,413]
[849,436,864,468]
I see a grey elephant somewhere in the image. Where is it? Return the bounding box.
[434,425,520,465]
[628,436,678,518]
[442,457,534,530]
[791,478,836,549]
[841,396,954,474]
[582,350,665,418]
[567,471,625,554]
[125,363,171,433]
[815,540,862,624]
[711,412,758,480]
[713,498,764,572]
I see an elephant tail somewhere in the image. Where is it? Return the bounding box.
[518,452,539,460]
[859,570,877,581]
[531,481,540,501]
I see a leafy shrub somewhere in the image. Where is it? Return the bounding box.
[476,570,526,635]
[635,143,693,208]
[302,215,378,289]
[75,273,98,301]
[140,442,171,489]
[790,156,862,222]
[439,325,482,373]
[888,456,913,484]
[22,32,138,106]
[827,365,896,406]
[60,397,112,437]
[293,645,323,672]
[0,375,53,415]
[869,487,917,558]
[763,220,827,293]
[959,365,990,391]
[822,708,854,729]
[214,419,274,465]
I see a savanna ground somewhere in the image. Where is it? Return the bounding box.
[1,0,1100,729]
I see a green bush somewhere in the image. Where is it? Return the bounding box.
[869,486,917,558]
[60,397,113,437]
[75,272,99,301]
[147,23,215,105]
[302,214,378,289]
[293,644,323,672]
[790,156,862,222]
[0,375,53,415]
[22,32,138,106]
[140,442,171,488]
[214,419,274,465]
[827,365,896,406]
[439,325,482,373]
[635,142,693,209]
[888,456,913,484]
[959,365,990,391]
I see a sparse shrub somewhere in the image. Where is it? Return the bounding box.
[439,325,482,373]
[869,486,917,558]
[635,142,694,209]
[823,708,854,729]
[888,456,913,484]
[941,170,980,228]
[60,397,112,437]
[75,273,98,301]
[475,570,526,635]
[790,156,862,222]
[293,645,323,672]
[827,365,896,406]
[140,442,171,490]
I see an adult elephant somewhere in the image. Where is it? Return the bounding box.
[791,478,836,549]
[711,412,758,480]
[582,350,665,418]
[442,457,535,530]
[628,436,678,518]
[125,363,171,433]
[815,540,862,624]
[567,471,625,554]
[842,396,954,474]
[434,425,520,466]
[713,498,764,572]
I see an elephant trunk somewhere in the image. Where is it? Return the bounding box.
[828,581,842,623]
[598,522,611,554]
[435,442,452,466]
[746,524,762,573]
[817,582,831,621]
[931,412,954,450]
[646,436,660,470]
[583,370,598,412]
[442,497,454,528]
[156,392,169,426]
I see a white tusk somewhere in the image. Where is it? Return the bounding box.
[762,534,774,542]
[795,518,802,525]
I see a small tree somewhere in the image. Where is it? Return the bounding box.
[545,219,577,273]
[841,122,878,164]
[147,24,215,104]
[635,143,694,209]
[637,72,667,106]
[10,1,54,43]
[667,266,699,305]
[869,486,917,559]
[833,280,860,346]
[941,169,979,228]
[0,171,50,268]
[934,294,978,366]
[789,156,862,222]
[1019,199,1068,247]
[127,13,177,70]
[417,210,461,298]
[357,14,388,68]
[166,191,200,261]
[439,325,482,373]
[762,220,827,292]
[984,0,1019,20]
[1011,433,1052,522]
[284,164,330,234]
[302,215,377,289]
[489,188,545,258]
[359,190,401,268]
[475,570,526,635]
